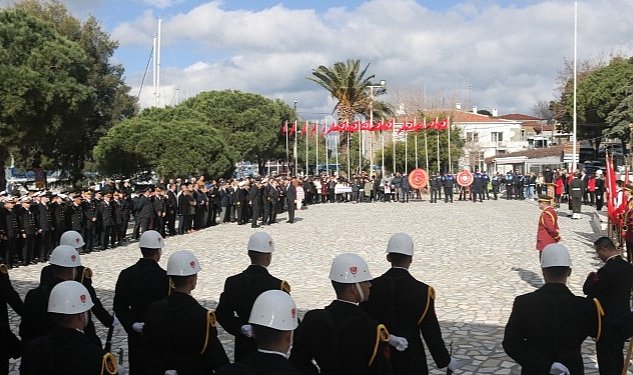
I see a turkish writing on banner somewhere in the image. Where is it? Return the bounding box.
[285,117,450,134]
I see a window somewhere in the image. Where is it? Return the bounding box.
[466,132,479,142]
[491,132,503,142]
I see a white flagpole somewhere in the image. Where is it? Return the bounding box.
[335,124,340,176]
[305,121,309,176]
[347,121,351,178]
[293,120,298,177]
[572,0,578,173]
[285,120,289,174]
[414,117,419,169]
[325,120,329,176]
[404,119,408,174]
[315,121,319,175]
[392,118,396,173]
[424,118,429,172]
[381,119,385,176]
[447,117,452,173]
[436,117,440,173]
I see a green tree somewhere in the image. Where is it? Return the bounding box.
[93,110,234,178]
[15,0,138,179]
[605,84,633,140]
[0,8,93,188]
[181,90,294,174]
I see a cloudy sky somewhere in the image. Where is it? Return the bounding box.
[3,0,633,119]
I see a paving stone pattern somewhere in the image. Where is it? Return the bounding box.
[6,198,629,374]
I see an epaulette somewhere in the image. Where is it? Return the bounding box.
[281,280,291,293]
[368,323,390,366]
[81,267,93,284]
[200,310,217,354]
[417,286,436,325]
[0,264,7,275]
[593,298,605,342]
[100,352,118,375]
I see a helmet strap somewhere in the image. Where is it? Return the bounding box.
[355,282,365,302]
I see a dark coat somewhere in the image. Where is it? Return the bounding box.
[217,351,301,375]
[502,283,602,374]
[0,267,23,362]
[142,291,229,374]
[361,268,450,374]
[583,256,633,321]
[290,300,393,375]
[21,327,105,375]
[216,265,289,361]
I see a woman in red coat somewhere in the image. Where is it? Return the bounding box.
[554,173,564,208]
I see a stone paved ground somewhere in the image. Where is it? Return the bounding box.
[5,197,631,374]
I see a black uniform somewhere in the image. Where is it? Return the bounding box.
[83,199,98,252]
[249,185,263,228]
[583,255,633,375]
[97,200,114,250]
[502,283,602,374]
[217,351,301,375]
[1,207,20,268]
[36,202,53,261]
[216,265,290,361]
[570,176,584,215]
[135,194,154,234]
[361,268,450,374]
[20,327,108,375]
[0,265,22,375]
[17,205,39,265]
[142,291,229,374]
[66,202,84,235]
[166,189,178,234]
[290,300,392,375]
[285,184,296,224]
[113,258,169,375]
[441,175,454,203]
[19,276,62,346]
[429,175,441,203]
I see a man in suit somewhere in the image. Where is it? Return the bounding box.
[503,243,604,374]
[361,233,457,374]
[0,263,22,375]
[583,237,633,375]
[136,188,154,234]
[249,180,263,228]
[285,179,296,224]
[216,232,291,361]
[217,290,300,375]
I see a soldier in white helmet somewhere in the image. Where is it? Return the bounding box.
[113,230,169,375]
[19,245,81,346]
[21,280,124,374]
[361,233,458,374]
[142,250,229,374]
[217,290,301,374]
[503,243,604,374]
[216,231,291,361]
[42,230,117,348]
[290,253,393,374]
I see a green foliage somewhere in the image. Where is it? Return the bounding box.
[95,90,294,178]
[93,112,234,178]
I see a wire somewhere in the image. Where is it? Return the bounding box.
[137,45,154,100]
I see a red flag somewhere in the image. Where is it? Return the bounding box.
[380,120,393,131]
[361,121,371,131]
[281,121,288,134]
[413,120,425,131]
[426,119,437,130]
[347,121,360,133]
[310,123,317,136]
[398,120,413,134]
[289,121,297,136]
[606,154,618,222]
[370,121,382,131]
[301,122,308,137]
[436,118,449,130]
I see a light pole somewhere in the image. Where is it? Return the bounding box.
[367,80,386,176]
[293,101,298,177]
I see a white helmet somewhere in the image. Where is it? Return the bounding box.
[249,290,298,331]
[595,169,603,175]
[139,230,165,249]
[329,253,373,283]
[541,243,572,268]
[167,250,201,276]
[247,232,275,253]
[386,233,414,256]
[59,230,85,248]
[48,280,94,314]
[49,245,81,267]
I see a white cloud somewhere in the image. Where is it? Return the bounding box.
[116,0,633,116]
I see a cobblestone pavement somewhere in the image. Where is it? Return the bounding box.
[6,197,629,374]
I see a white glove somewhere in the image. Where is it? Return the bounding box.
[240,324,253,338]
[117,365,127,375]
[164,371,178,375]
[112,316,120,328]
[132,322,144,333]
[388,334,408,351]
[550,362,570,375]
[447,357,460,371]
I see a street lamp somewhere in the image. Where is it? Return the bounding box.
[367,80,386,176]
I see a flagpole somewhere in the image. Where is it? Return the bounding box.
[325,120,329,176]
[572,0,578,173]
[294,120,298,177]
[392,117,396,173]
[315,121,319,176]
[424,118,429,173]
[447,117,452,173]
[381,119,385,176]
[436,117,440,173]
[346,122,351,178]
[404,120,408,174]
[414,117,419,169]
[335,125,340,176]
[285,120,289,174]
[305,121,309,176]
[358,123,362,175]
